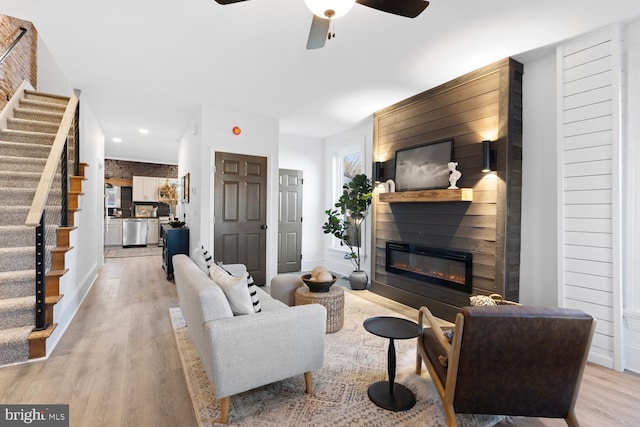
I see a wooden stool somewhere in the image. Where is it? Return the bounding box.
[295,286,344,333]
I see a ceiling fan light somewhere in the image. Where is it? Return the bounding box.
[305,0,356,19]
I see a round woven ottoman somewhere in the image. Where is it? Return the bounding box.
[295,286,344,333]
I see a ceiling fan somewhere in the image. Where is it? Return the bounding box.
[213,0,430,49]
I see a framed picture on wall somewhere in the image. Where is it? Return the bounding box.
[182,173,190,203]
[394,139,453,191]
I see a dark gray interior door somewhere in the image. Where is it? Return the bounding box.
[277,169,303,273]
[214,152,267,285]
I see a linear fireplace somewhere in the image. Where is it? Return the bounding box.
[385,241,473,293]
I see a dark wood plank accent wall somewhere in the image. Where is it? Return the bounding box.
[371,58,524,322]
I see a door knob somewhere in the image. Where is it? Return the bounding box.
[260,224,268,230]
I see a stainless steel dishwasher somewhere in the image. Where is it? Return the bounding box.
[122,218,148,247]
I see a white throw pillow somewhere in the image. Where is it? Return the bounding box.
[191,244,208,274]
[217,262,262,313]
[210,264,254,315]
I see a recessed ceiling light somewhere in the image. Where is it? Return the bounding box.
[139,128,149,135]
[112,137,122,143]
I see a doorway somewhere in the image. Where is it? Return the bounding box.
[214,152,267,285]
[277,169,303,273]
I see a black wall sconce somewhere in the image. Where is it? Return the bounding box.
[481,140,495,172]
[373,161,383,182]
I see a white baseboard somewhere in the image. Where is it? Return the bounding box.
[624,310,640,373]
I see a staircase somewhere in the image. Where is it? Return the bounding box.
[0,89,86,366]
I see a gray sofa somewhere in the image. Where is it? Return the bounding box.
[173,254,327,424]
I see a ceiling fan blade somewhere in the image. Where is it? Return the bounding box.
[356,0,429,18]
[307,15,330,50]
[214,0,249,4]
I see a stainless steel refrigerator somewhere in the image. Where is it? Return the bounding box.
[105,186,121,208]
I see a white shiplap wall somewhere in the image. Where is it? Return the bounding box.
[557,25,623,370]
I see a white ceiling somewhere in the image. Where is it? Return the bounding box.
[1,0,640,163]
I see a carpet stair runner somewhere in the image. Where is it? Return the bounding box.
[0,89,84,366]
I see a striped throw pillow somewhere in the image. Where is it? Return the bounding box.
[201,244,213,271]
[246,273,262,313]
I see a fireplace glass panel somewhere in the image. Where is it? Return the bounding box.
[386,242,472,293]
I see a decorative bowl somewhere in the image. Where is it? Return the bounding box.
[301,273,337,293]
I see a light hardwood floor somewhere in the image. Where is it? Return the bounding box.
[0,255,638,426]
[0,255,197,426]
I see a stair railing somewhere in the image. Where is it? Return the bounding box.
[25,90,81,331]
[0,27,27,66]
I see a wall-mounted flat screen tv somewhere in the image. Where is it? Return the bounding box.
[394,139,453,191]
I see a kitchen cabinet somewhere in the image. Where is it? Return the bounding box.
[132,176,159,202]
[105,218,123,246]
[162,226,189,280]
[147,218,159,245]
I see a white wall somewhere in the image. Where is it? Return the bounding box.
[623,20,640,374]
[520,20,640,371]
[178,111,203,253]
[48,97,104,353]
[279,133,325,270]
[520,52,559,307]
[179,105,280,283]
[323,117,373,279]
[34,42,105,355]
[36,36,69,95]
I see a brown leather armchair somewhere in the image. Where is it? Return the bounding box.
[416,305,596,427]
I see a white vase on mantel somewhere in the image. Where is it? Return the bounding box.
[385,180,395,193]
[447,162,462,189]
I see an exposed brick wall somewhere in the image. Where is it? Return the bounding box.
[105,159,178,181]
[0,15,37,109]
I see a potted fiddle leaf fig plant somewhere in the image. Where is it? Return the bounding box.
[322,173,373,290]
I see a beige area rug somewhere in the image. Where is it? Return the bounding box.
[104,246,163,258]
[170,292,503,426]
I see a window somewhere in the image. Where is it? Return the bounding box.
[342,152,362,183]
[332,141,365,249]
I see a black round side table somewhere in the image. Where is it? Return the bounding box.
[363,316,423,411]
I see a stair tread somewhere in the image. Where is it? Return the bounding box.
[7,117,59,125]
[0,188,36,193]
[0,140,54,150]
[0,170,43,178]
[28,323,56,341]
[19,99,67,110]
[0,155,47,162]
[6,117,59,131]
[24,90,70,101]
[0,246,35,253]
[50,246,73,253]
[0,295,35,310]
[0,270,36,279]
[0,128,57,138]
[45,295,63,304]
[46,269,68,277]
[0,187,60,193]
[0,225,33,230]
[0,325,33,344]
[14,107,64,118]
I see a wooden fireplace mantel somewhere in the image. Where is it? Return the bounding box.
[378,188,473,203]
